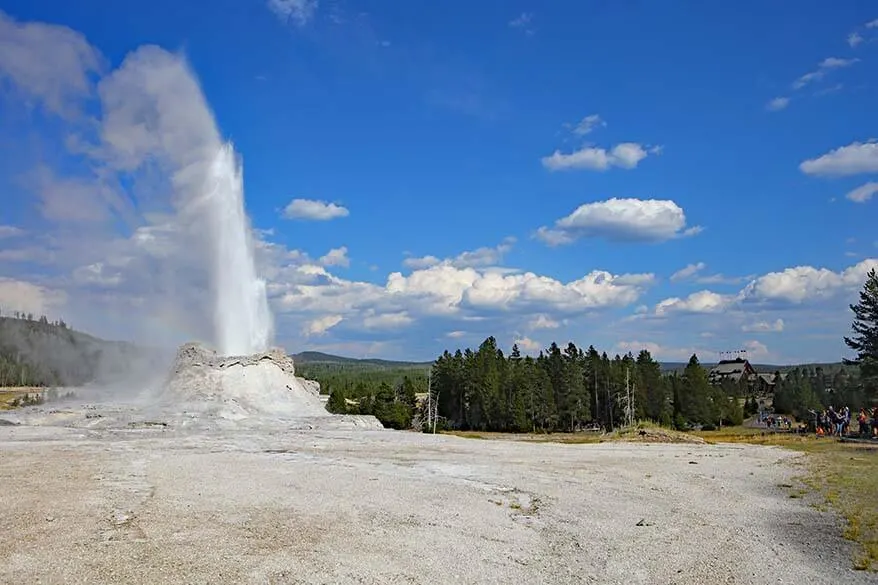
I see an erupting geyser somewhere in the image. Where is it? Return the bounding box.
[206,143,273,356]
[163,141,380,428]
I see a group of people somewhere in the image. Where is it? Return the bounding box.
[760,414,792,430]
[812,406,878,438]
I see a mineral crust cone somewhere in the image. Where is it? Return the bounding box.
[161,343,380,427]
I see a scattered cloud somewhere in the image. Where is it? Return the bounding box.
[766,97,790,112]
[319,246,349,267]
[303,314,343,336]
[740,259,878,305]
[535,198,701,245]
[792,57,859,90]
[0,278,67,316]
[800,141,878,176]
[513,336,542,354]
[815,83,844,97]
[0,10,104,117]
[541,142,649,172]
[670,262,706,282]
[403,238,514,270]
[73,262,123,287]
[402,255,441,270]
[648,259,877,319]
[508,12,534,35]
[655,290,737,316]
[867,19,878,29]
[362,311,413,330]
[845,182,878,203]
[694,273,751,285]
[742,319,784,333]
[528,314,561,330]
[570,114,605,136]
[446,330,466,339]
[0,226,25,239]
[615,339,771,362]
[848,32,864,47]
[283,198,350,220]
[266,0,318,27]
[614,340,704,362]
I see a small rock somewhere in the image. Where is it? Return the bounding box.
[688,461,698,465]
[45,515,55,522]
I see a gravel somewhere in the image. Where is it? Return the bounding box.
[0,417,872,585]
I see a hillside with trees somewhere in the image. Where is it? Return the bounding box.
[0,311,165,387]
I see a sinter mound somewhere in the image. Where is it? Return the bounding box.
[162,343,378,425]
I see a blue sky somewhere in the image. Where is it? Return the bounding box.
[0,1,877,363]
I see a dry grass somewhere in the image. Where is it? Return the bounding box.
[695,426,878,571]
[443,430,604,444]
[0,388,44,411]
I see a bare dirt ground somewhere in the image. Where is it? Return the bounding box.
[0,420,872,585]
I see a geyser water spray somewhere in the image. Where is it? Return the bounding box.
[205,143,274,356]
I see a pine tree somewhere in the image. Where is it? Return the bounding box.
[844,268,878,400]
[327,387,348,414]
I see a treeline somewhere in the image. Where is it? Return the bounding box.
[295,363,428,397]
[0,313,71,387]
[0,313,165,388]
[772,366,868,420]
[431,337,749,432]
[325,375,420,430]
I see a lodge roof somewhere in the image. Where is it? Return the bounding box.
[709,358,753,378]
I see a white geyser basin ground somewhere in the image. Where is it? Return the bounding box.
[0,393,872,584]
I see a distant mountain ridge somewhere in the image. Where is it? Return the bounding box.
[292,351,431,369]
[293,351,851,374]
[0,315,851,386]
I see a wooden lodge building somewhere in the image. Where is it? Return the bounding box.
[707,357,783,394]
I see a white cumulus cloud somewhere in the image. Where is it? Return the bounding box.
[655,290,736,316]
[283,198,350,220]
[536,198,701,245]
[362,311,413,330]
[740,259,878,304]
[800,141,878,176]
[541,142,649,171]
[513,336,542,355]
[319,246,349,267]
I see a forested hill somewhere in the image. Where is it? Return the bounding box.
[0,315,165,387]
[293,351,431,370]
